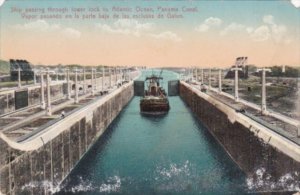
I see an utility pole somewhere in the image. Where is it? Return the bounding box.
[257,68,271,115]
[231,66,242,102]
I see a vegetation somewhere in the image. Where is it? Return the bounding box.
[251,65,300,78]
[0,60,10,74]
[269,66,300,78]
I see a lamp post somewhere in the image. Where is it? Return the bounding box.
[231,66,242,102]
[18,67,21,88]
[119,67,122,83]
[115,67,117,84]
[218,69,222,93]
[83,68,86,94]
[102,66,105,91]
[66,68,71,100]
[74,68,79,103]
[56,68,59,81]
[208,69,212,89]
[257,68,272,115]
[109,67,112,88]
[40,69,45,109]
[201,69,204,84]
[91,68,95,96]
[33,69,37,85]
[95,68,98,92]
[45,68,55,116]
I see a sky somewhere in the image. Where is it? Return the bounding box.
[0,0,300,67]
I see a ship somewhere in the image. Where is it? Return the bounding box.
[140,72,170,114]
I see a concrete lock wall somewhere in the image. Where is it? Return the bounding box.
[179,81,300,192]
[0,81,134,195]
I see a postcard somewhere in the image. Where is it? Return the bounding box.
[0,0,299,194]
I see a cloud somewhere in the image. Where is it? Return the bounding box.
[261,15,287,42]
[219,15,289,43]
[290,0,300,8]
[263,15,274,25]
[220,23,250,36]
[12,20,81,39]
[62,28,81,39]
[96,19,154,37]
[96,19,180,42]
[150,31,182,42]
[0,0,6,7]
[13,19,60,32]
[251,25,270,41]
[195,17,222,32]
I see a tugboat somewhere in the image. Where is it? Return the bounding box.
[140,71,170,114]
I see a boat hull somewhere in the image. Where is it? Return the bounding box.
[140,98,170,114]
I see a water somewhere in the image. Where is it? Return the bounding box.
[56,70,248,194]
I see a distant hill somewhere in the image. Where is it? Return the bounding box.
[0,60,9,74]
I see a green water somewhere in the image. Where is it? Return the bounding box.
[57,70,248,194]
